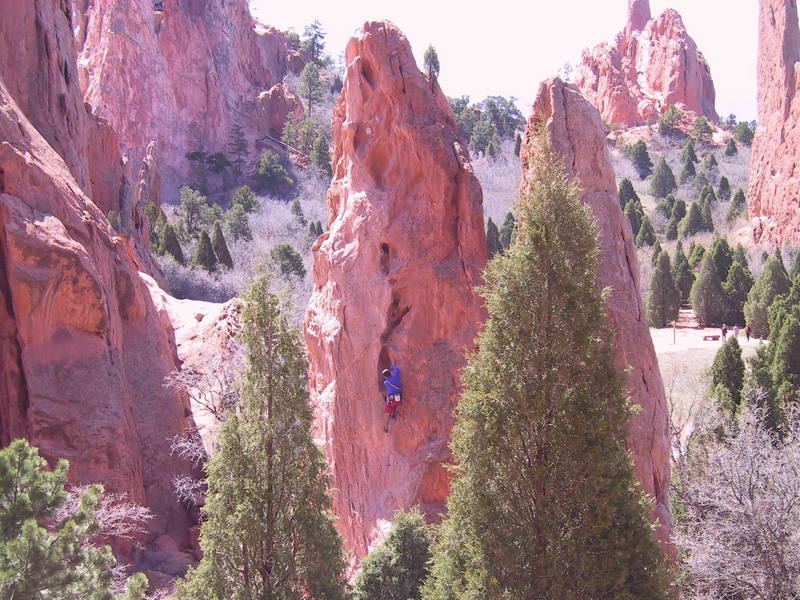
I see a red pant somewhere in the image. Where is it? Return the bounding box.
[385,394,402,414]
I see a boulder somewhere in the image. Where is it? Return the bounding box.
[304,21,487,561]
[522,78,673,554]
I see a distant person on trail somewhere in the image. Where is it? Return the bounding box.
[721,324,728,340]
[382,366,403,427]
[734,325,740,338]
[746,325,752,342]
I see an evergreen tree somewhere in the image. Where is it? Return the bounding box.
[690,253,728,326]
[192,230,218,273]
[681,138,699,164]
[703,152,718,170]
[513,133,521,157]
[717,175,731,201]
[691,116,713,143]
[733,244,749,268]
[700,184,717,205]
[708,237,733,283]
[254,151,293,194]
[670,198,687,223]
[175,276,346,600]
[724,261,754,325]
[486,218,501,257]
[771,316,800,389]
[423,45,440,79]
[672,241,694,302]
[618,178,639,210]
[301,20,327,65]
[311,133,332,177]
[688,243,706,269]
[282,117,321,156]
[680,201,704,238]
[232,185,258,213]
[211,221,234,270]
[228,123,248,176]
[628,140,653,179]
[291,199,307,226]
[270,243,306,278]
[791,251,800,280]
[0,439,146,600]
[711,338,745,417]
[658,104,685,137]
[744,255,791,338]
[299,63,325,118]
[635,214,656,247]
[655,194,675,219]
[734,122,754,146]
[225,204,252,242]
[499,212,515,249]
[651,240,663,267]
[665,217,678,241]
[353,509,432,600]
[160,223,185,265]
[647,252,680,327]
[724,137,738,157]
[423,139,672,600]
[624,200,644,237]
[726,189,747,222]
[679,155,696,184]
[700,198,714,232]
[179,186,208,236]
[650,157,677,198]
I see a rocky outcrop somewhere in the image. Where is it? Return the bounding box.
[575,0,718,127]
[523,78,673,553]
[748,0,800,244]
[304,21,487,560]
[72,0,297,200]
[0,0,198,574]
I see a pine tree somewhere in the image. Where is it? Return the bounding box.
[486,218,501,257]
[679,155,696,184]
[499,212,515,249]
[726,189,747,222]
[724,137,738,157]
[717,176,731,201]
[353,509,432,600]
[513,134,521,157]
[160,223,185,265]
[291,198,307,226]
[635,214,656,247]
[211,221,234,270]
[311,133,332,177]
[703,152,718,170]
[791,251,800,280]
[724,261,753,324]
[770,315,800,388]
[691,116,713,143]
[734,122,754,146]
[680,202,704,238]
[700,198,714,232]
[618,178,639,210]
[650,157,677,198]
[708,237,733,283]
[672,241,694,302]
[225,204,252,242]
[651,240,663,267]
[681,138,699,164]
[655,194,675,219]
[624,200,643,237]
[744,255,791,338]
[670,198,687,222]
[192,230,218,272]
[423,139,672,600]
[647,252,680,327]
[175,276,346,600]
[270,243,306,278]
[711,338,745,417]
[423,45,440,79]
[0,440,146,600]
[232,185,258,213]
[628,140,653,179]
[299,62,325,118]
[690,253,728,326]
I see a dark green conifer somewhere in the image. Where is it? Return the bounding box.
[681,138,699,164]
[628,140,653,179]
[635,214,656,247]
[499,212,516,249]
[624,200,643,237]
[486,218,501,257]
[680,202,704,238]
[724,261,754,324]
[618,178,639,211]
[717,176,731,201]
[650,157,677,198]
[688,243,706,269]
[744,255,791,338]
[679,155,696,184]
[703,152,718,170]
[211,221,234,269]
[160,223,185,265]
[647,252,680,327]
[726,189,747,222]
[690,253,728,326]
[192,230,218,272]
[672,241,694,301]
[711,338,745,417]
[291,198,307,226]
[724,137,738,157]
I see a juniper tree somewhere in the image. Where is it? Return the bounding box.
[651,240,663,267]
[655,194,676,219]
[681,138,699,164]
[688,243,706,269]
[717,175,731,201]
[192,230,218,273]
[499,212,515,249]
[291,198,307,226]
[486,218,501,257]
[672,241,694,302]
[724,261,754,325]
[679,156,696,184]
[636,214,656,247]
[311,133,332,177]
[624,200,644,237]
[175,276,346,600]
[708,238,733,283]
[692,116,713,143]
[711,338,745,416]
[618,178,639,210]
[703,153,718,171]
[744,255,791,338]
[734,121,754,146]
[724,137,738,157]
[225,203,252,242]
[647,252,680,327]
[160,223,185,265]
[680,202,704,238]
[422,138,672,600]
[700,198,714,232]
[270,243,306,278]
[353,509,432,600]
[726,189,747,222]
[690,253,728,326]
[650,157,677,198]
[211,221,234,270]
[423,45,440,79]
[231,185,258,213]
[628,140,653,179]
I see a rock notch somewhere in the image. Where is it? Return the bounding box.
[575,0,718,127]
[522,78,673,553]
[304,21,487,561]
[748,0,800,244]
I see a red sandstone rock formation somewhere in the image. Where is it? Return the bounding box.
[523,78,673,553]
[72,0,298,200]
[0,0,198,577]
[749,0,800,244]
[304,21,487,560]
[575,0,718,127]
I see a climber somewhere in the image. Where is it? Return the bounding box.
[382,366,403,430]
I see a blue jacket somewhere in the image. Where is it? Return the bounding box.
[382,366,402,395]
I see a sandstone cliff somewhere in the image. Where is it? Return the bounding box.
[748,0,800,244]
[522,78,673,552]
[304,21,487,560]
[72,0,300,200]
[0,0,198,577]
[575,0,718,127]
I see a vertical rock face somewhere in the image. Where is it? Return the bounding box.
[748,0,800,244]
[575,0,718,126]
[72,0,297,199]
[522,78,673,553]
[0,0,197,573]
[304,21,487,560]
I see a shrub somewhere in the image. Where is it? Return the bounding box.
[717,176,731,201]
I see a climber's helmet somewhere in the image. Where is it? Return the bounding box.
[382,369,391,379]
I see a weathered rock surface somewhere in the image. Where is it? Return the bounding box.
[523,78,673,553]
[72,0,297,200]
[748,0,800,244]
[0,0,197,573]
[575,0,718,126]
[304,21,487,560]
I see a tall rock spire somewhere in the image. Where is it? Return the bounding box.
[522,78,674,555]
[304,21,487,561]
[626,0,652,34]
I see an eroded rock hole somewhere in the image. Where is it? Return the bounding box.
[361,61,375,87]
[0,167,5,193]
[380,242,390,275]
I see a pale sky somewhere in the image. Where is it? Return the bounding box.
[249,0,758,122]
